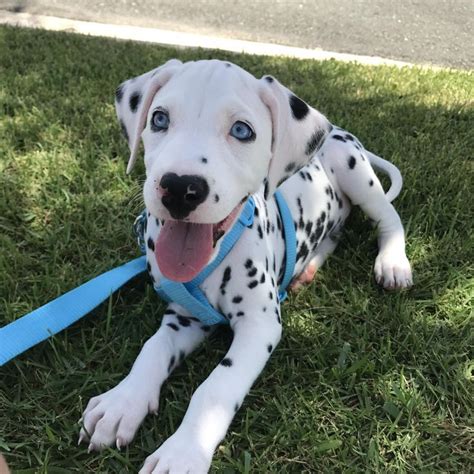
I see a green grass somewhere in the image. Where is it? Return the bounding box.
[0,25,473,473]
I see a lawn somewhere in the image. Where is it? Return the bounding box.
[0,25,472,473]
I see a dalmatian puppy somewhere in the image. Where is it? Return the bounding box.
[79,59,412,472]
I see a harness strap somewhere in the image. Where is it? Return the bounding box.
[274,190,297,302]
[0,256,147,366]
[154,190,297,322]
[154,197,256,325]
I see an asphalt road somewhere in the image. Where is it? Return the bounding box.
[1,0,473,68]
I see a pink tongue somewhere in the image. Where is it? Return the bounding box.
[156,220,214,282]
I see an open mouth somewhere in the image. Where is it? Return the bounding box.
[155,200,245,282]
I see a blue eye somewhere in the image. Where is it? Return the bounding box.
[230,121,255,141]
[151,110,170,131]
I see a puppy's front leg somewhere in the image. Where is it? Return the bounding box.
[140,315,282,474]
[79,303,211,451]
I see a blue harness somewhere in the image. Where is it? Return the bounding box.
[148,191,296,326]
[0,191,296,365]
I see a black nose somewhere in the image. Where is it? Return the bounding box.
[160,173,210,219]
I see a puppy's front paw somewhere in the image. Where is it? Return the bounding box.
[374,251,413,290]
[139,431,212,474]
[79,380,159,451]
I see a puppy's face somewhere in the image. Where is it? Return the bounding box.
[140,61,272,225]
[116,59,331,281]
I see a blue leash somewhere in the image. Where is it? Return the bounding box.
[0,256,147,366]
[0,191,296,366]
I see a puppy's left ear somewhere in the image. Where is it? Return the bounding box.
[115,59,182,174]
[258,75,333,198]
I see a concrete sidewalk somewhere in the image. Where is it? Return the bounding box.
[1,0,472,69]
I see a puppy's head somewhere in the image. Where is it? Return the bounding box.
[116,59,331,281]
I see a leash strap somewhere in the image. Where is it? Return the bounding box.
[0,256,147,366]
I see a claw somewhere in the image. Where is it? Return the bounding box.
[78,434,84,446]
[116,438,122,451]
[88,443,94,453]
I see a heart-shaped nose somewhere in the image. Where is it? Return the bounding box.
[160,173,209,219]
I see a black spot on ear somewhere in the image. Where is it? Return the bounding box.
[264,75,274,83]
[129,92,142,113]
[306,128,326,156]
[369,179,374,186]
[221,357,233,367]
[285,162,297,173]
[147,237,155,251]
[289,94,310,120]
[120,120,129,142]
[115,84,125,103]
[348,155,356,169]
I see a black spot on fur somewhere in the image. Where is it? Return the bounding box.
[164,308,176,315]
[285,162,297,173]
[237,311,245,317]
[120,120,129,142]
[248,280,258,289]
[234,403,240,412]
[245,259,253,269]
[369,179,374,186]
[147,262,151,273]
[297,242,309,262]
[348,155,356,169]
[220,266,232,295]
[201,157,208,163]
[147,237,155,251]
[129,92,141,113]
[221,357,233,367]
[265,76,274,83]
[332,134,346,142]
[247,267,257,278]
[232,295,243,304]
[167,323,179,331]
[258,225,264,239]
[177,315,191,327]
[299,171,307,180]
[267,344,273,353]
[214,194,220,203]
[345,133,354,141]
[260,273,266,284]
[289,94,310,120]
[269,291,273,300]
[305,128,326,156]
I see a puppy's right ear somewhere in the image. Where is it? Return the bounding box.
[114,59,182,174]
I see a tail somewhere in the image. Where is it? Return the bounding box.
[367,151,403,202]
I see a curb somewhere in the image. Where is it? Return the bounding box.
[0,11,421,68]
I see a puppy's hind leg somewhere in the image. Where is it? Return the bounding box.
[322,134,412,289]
